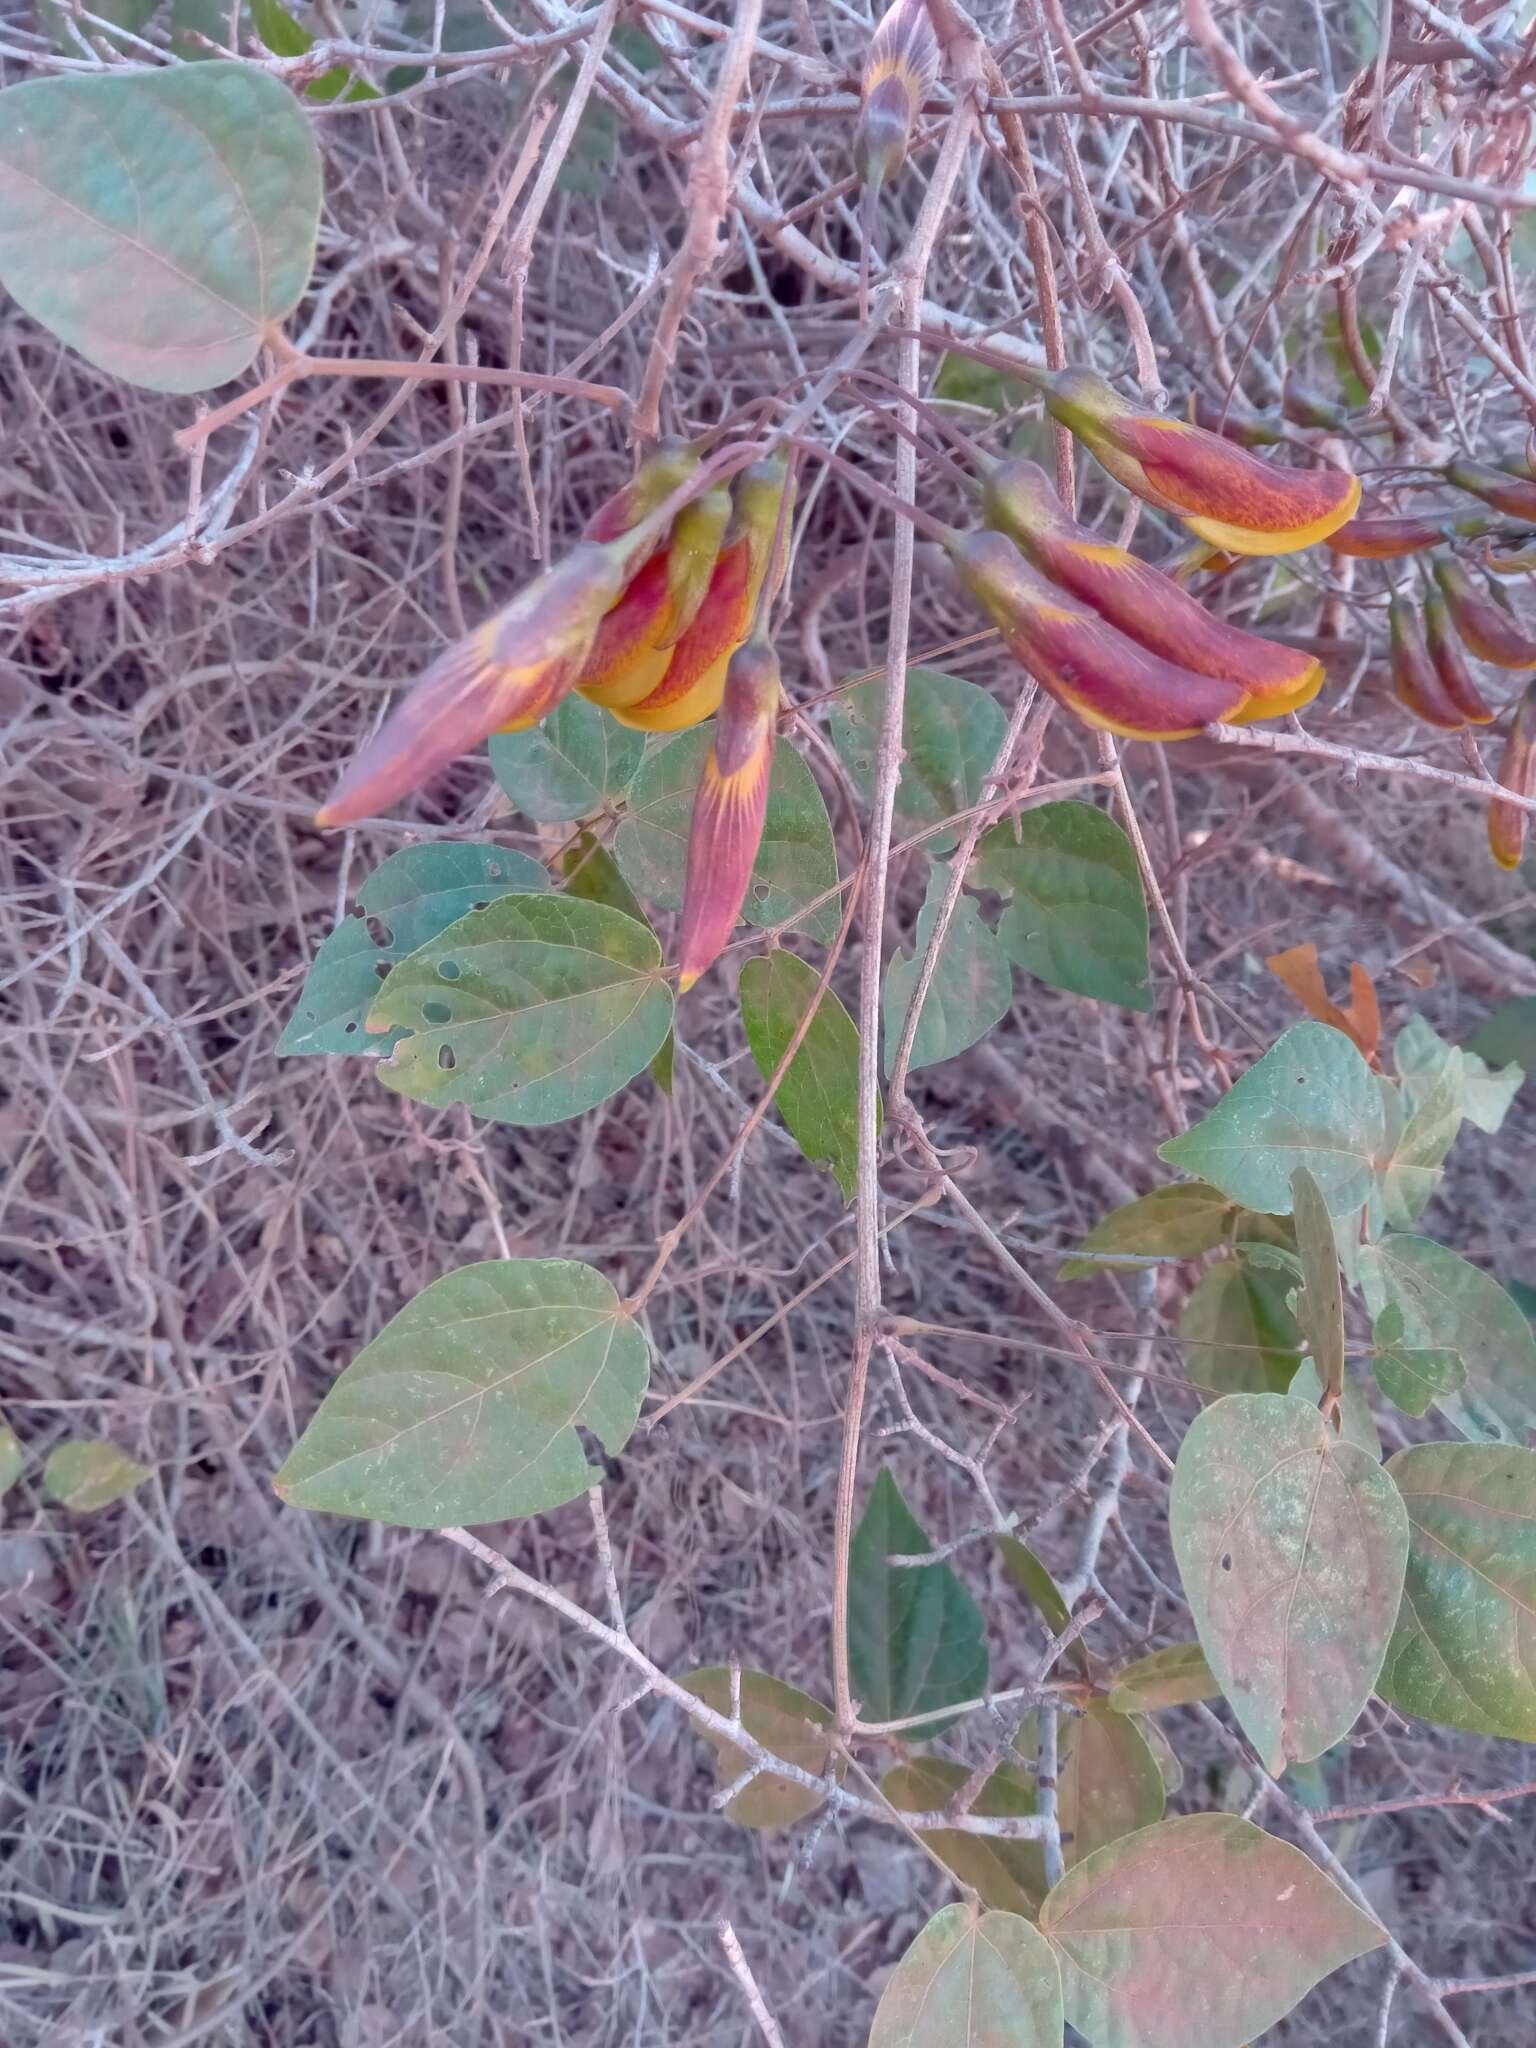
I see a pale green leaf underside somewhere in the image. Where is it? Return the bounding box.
[869,1904,1063,2048]
[1358,1234,1536,1443]
[882,861,1011,1074]
[488,696,643,823]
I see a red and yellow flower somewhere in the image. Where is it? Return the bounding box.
[1489,682,1536,870]
[854,0,940,198]
[1445,457,1536,527]
[1041,367,1360,556]
[1431,555,1536,669]
[676,638,782,990]
[1328,506,1492,559]
[1389,598,1466,730]
[1423,590,1494,724]
[981,458,1321,719]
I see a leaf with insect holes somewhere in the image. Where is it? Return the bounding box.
[1160,1023,1385,1218]
[1358,1234,1536,1443]
[976,803,1150,1011]
[1170,1393,1406,1773]
[869,1904,1063,2048]
[277,843,548,1058]
[368,894,672,1127]
[489,696,644,822]
[1369,1301,1464,1417]
[614,724,838,941]
[1378,1441,1536,1740]
[1180,1260,1300,1395]
[847,1469,988,1739]
[43,1441,150,1511]
[1058,1182,1237,1281]
[678,1669,844,1828]
[1039,1813,1385,2048]
[883,1758,1047,1915]
[739,951,866,1200]
[0,63,321,393]
[273,1258,648,1527]
[1107,1643,1219,1714]
[882,861,1011,1074]
[829,667,1006,857]
[1057,1703,1165,1868]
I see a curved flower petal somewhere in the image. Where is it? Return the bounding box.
[658,485,733,648]
[949,528,1247,739]
[1389,598,1465,730]
[1489,683,1536,869]
[1424,591,1495,723]
[583,438,699,540]
[1187,391,1284,447]
[677,640,781,990]
[983,458,1321,717]
[576,551,677,706]
[1432,555,1536,668]
[318,539,630,826]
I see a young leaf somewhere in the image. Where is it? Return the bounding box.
[250,0,381,101]
[368,895,673,1127]
[1106,1643,1219,1714]
[883,1758,1046,1915]
[847,1468,989,1738]
[277,843,548,1057]
[975,803,1150,1011]
[1159,1022,1384,1217]
[1170,1393,1408,1773]
[868,1904,1063,2048]
[1358,1234,1536,1443]
[1179,1260,1299,1395]
[1290,1166,1344,1410]
[273,1259,648,1527]
[1264,942,1380,1061]
[829,667,1006,857]
[1396,1014,1522,1136]
[882,862,1011,1074]
[1467,994,1536,1072]
[489,695,644,822]
[1058,1182,1236,1281]
[1057,1703,1165,1867]
[1378,1441,1536,1740]
[1039,1814,1385,2048]
[0,64,321,394]
[43,1441,150,1512]
[739,951,865,1200]
[1369,1301,1464,1417]
[998,1534,1088,1675]
[614,724,838,941]
[678,1669,842,1828]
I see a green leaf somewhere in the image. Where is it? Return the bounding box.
[934,351,1034,415]
[882,862,1011,1074]
[0,63,321,394]
[1467,994,1536,1072]
[1358,1233,1536,1443]
[1287,1358,1381,1458]
[975,804,1150,1011]
[1291,1166,1344,1405]
[368,894,672,1127]
[1106,1643,1219,1714]
[1057,1703,1165,1868]
[489,696,644,822]
[678,1669,842,1828]
[250,0,381,101]
[1398,1013,1522,1135]
[557,833,674,1092]
[1378,1441,1536,1740]
[739,951,864,1200]
[1171,1393,1407,1773]
[998,1534,1088,1676]
[1159,1023,1385,1218]
[883,1758,1046,1915]
[1179,1261,1300,1395]
[1135,1716,1182,1796]
[1369,1301,1464,1417]
[1058,1183,1237,1281]
[1039,1813,1385,2048]
[278,843,548,1058]
[869,1904,1062,2048]
[273,1258,648,1527]
[828,667,1006,857]
[614,725,838,941]
[0,1422,23,1500]
[43,1440,150,1512]
[847,1469,989,1739]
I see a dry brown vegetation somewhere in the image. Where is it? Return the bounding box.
[5,2,1536,2043]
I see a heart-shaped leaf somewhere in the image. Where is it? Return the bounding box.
[883,861,1011,1073]
[739,950,865,1200]
[975,803,1150,1010]
[1377,1441,1536,1740]
[1369,1301,1464,1417]
[273,1258,648,1527]
[847,1468,988,1738]
[278,843,548,1057]
[1170,1393,1407,1772]
[678,1669,842,1827]
[369,894,672,1127]
[1358,1234,1536,1443]
[1058,1183,1237,1281]
[830,666,1006,857]
[869,1904,1063,2048]
[1039,1813,1385,2048]
[1056,1703,1164,1867]
[1179,1260,1300,1395]
[489,696,644,822]
[0,63,321,393]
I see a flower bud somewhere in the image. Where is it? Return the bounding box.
[1327,506,1490,559]
[854,0,940,198]
[677,639,782,989]
[1423,591,1494,723]
[1489,683,1536,869]
[659,485,733,648]
[1389,598,1465,730]
[583,439,700,541]
[1446,457,1536,527]
[1432,555,1536,668]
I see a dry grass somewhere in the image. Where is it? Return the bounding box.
[5,3,1536,2043]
